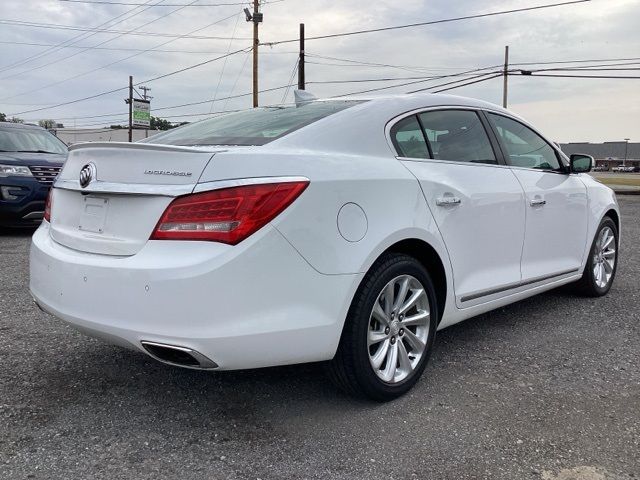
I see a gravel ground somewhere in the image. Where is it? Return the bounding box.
[1,198,638,480]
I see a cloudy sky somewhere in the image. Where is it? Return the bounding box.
[0,0,638,142]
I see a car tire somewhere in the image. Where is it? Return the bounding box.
[327,253,438,401]
[571,217,618,297]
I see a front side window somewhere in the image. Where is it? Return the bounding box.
[390,115,429,159]
[418,110,497,165]
[487,113,561,171]
[142,100,364,147]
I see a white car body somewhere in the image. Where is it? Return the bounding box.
[30,93,619,372]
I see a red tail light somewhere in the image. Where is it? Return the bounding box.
[43,189,53,222]
[150,181,309,245]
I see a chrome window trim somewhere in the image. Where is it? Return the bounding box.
[386,105,570,174]
[193,176,310,193]
[54,175,310,197]
[397,156,510,170]
[54,178,195,196]
[385,105,502,166]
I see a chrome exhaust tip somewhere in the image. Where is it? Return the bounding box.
[140,341,218,370]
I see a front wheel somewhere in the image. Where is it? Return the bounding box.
[572,217,618,296]
[327,253,438,401]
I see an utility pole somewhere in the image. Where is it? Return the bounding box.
[252,0,260,107]
[502,45,509,108]
[128,75,133,142]
[298,23,305,90]
[140,85,152,138]
[244,2,262,107]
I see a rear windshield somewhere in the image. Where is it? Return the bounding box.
[142,100,363,147]
[0,126,68,155]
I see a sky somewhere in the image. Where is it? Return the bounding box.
[0,0,638,142]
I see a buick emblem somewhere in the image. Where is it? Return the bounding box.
[79,163,96,188]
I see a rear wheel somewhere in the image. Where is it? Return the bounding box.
[327,253,438,401]
[572,217,618,296]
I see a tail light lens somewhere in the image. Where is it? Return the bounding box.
[150,181,309,245]
[43,189,53,222]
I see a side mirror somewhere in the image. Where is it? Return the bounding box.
[570,154,593,173]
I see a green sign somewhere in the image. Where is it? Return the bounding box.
[133,99,150,128]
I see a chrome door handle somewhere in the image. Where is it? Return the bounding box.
[436,196,461,206]
[530,198,546,207]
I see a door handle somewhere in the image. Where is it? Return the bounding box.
[436,196,461,206]
[530,198,546,207]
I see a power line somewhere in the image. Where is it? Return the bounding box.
[59,0,256,5]
[0,19,252,40]
[0,39,297,54]
[0,10,239,100]
[510,56,640,66]
[152,84,289,111]
[423,73,504,94]
[307,73,495,85]
[261,0,591,46]
[515,73,640,79]
[208,11,243,113]
[8,47,251,115]
[0,0,215,82]
[0,0,156,73]
[58,0,284,5]
[331,65,503,97]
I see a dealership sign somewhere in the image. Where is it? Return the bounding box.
[132,99,151,128]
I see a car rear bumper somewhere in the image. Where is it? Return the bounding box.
[30,222,360,370]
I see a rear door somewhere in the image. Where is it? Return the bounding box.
[50,143,218,256]
[393,108,526,307]
[485,112,588,281]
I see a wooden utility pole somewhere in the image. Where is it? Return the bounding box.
[252,0,259,107]
[298,23,305,90]
[128,75,133,142]
[502,45,509,108]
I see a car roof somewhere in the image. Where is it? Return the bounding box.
[329,92,509,114]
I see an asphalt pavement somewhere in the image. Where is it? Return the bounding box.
[1,198,638,480]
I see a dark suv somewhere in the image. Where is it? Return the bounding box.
[0,122,67,227]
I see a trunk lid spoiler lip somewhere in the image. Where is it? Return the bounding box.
[68,141,228,154]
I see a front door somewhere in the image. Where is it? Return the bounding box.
[485,112,589,281]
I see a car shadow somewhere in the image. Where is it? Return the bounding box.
[26,287,589,422]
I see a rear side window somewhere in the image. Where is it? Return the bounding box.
[418,110,497,165]
[487,113,561,171]
[143,100,364,147]
[390,115,429,159]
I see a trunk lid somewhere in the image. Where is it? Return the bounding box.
[50,142,221,256]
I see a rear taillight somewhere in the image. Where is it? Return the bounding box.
[150,181,309,245]
[43,189,53,222]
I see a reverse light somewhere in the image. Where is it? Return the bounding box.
[150,180,309,244]
[43,189,53,222]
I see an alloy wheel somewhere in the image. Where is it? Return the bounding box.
[367,275,431,384]
[592,226,616,289]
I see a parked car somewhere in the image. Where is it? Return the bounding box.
[0,122,67,227]
[592,165,607,172]
[611,165,634,172]
[30,93,620,401]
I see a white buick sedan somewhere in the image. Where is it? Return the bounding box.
[30,93,619,401]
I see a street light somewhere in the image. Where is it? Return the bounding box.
[623,138,630,166]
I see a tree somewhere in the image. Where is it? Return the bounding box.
[0,112,6,122]
[150,116,179,131]
[9,117,24,124]
[38,119,57,129]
